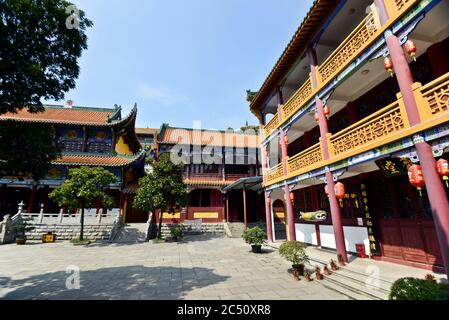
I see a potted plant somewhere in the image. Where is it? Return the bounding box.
[330,259,339,271]
[279,241,310,278]
[242,227,267,253]
[323,265,332,276]
[170,224,183,242]
[14,215,35,245]
[304,270,313,282]
[315,266,323,280]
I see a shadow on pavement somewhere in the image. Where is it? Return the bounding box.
[0,265,230,300]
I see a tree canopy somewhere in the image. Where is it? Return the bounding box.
[134,154,188,238]
[49,166,117,240]
[0,120,62,180]
[0,0,93,115]
[49,166,117,210]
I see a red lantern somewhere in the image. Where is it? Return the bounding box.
[437,159,449,187]
[289,192,295,204]
[383,57,394,77]
[324,105,331,119]
[404,40,417,61]
[334,182,346,200]
[408,164,425,196]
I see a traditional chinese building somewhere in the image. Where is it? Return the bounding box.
[249,0,449,275]
[0,102,145,218]
[139,124,265,226]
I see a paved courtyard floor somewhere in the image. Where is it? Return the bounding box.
[0,235,348,300]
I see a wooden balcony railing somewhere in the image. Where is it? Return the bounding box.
[264,114,280,137]
[385,0,420,23]
[317,6,382,86]
[266,163,284,183]
[281,77,315,120]
[287,143,323,177]
[328,100,410,159]
[262,0,421,139]
[414,72,449,124]
[264,71,449,187]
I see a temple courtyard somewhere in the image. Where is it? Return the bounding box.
[0,235,349,300]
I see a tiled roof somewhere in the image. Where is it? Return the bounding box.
[136,128,158,135]
[184,179,236,187]
[160,127,260,148]
[52,152,144,167]
[0,105,117,126]
[249,0,340,117]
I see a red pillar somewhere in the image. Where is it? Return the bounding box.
[243,185,248,229]
[308,45,348,262]
[277,87,296,241]
[265,192,273,242]
[27,185,37,213]
[375,0,449,277]
[260,124,274,242]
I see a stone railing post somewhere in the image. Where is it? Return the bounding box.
[58,208,64,224]
[38,204,44,224]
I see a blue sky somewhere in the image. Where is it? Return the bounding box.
[52,0,313,130]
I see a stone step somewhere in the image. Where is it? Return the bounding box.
[307,258,389,300]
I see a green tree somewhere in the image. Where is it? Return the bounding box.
[0,120,62,180]
[0,0,93,114]
[49,167,117,241]
[134,154,188,239]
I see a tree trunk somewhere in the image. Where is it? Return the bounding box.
[158,209,164,239]
[80,199,85,241]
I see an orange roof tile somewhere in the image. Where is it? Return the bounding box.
[52,153,143,167]
[160,127,260,148]
[136,128,158,135]
[0,105,116,126]
[184,179,236,187]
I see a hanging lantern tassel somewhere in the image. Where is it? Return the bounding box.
[408,164,425,197]
[335,182,346,207]
[437,159,449,188]
[383,57,394,77]
[324,105,331,120]
[405,40,417,62]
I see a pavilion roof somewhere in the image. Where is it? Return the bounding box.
[159,125,260,149]
[52,150,145,167]
[0,104,137,128]
[248,0,340,119]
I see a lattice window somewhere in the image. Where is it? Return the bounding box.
[424,85,449,116]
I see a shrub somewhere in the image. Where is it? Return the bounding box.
[170,225,183,239]
[242,227,267,246]
[389,277,449,300]
[278,241,310,266]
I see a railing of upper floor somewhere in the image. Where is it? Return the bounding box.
[264,71,449,186]
[262,0,421,139]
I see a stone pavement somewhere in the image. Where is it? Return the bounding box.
[0,235,349,300]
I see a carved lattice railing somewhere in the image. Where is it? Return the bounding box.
[385,0,419,23]
[281,77,314,120]
[264,115,280,137]
[414,72,449,122]
[329,100,409,158]
[266,163,284,184]
[317,7,382,86]
[287,143,323,176]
